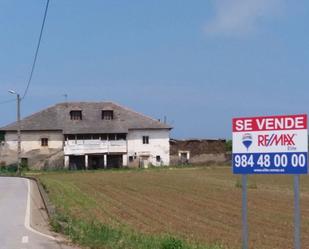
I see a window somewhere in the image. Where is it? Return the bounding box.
[76,134,91,140]
[108,134,117,141]
[142,136,149,144]
[66,135,75,140]
[108,134,126,140]
[92,134,100,140]
[101,134,108,141]
[76,135,83,140]
[70,110,82,120]
[102,110,114,120]
[129,156,134,162]
[117,134,126,140]
[156,156,161,162]
[41,138,48,147]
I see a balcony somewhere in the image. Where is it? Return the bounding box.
[64,140,127,155]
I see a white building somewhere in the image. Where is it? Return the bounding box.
[0,102,172,169]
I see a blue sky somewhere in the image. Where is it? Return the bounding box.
[0,0,308,139]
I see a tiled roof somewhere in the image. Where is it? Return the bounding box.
[0,102,172,133]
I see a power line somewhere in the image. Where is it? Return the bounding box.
[22,0,50,100]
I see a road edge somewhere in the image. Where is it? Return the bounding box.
[25,178,58,241]
[26,176,55,218]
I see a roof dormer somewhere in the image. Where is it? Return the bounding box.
[70,110,82,120]
[102,110,113,120]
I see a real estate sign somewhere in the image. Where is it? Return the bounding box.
[232,114,308,174]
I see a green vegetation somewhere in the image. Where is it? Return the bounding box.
[0,163,18,175]
[0,163,30,176]
[37,167,309,249]
[49,215,223,249]
[225,140,232,152]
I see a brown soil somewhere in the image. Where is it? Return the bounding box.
[38,167,309,249]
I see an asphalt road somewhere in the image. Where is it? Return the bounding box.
[0,177,69,249]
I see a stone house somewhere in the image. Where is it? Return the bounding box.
[0,102,172,169]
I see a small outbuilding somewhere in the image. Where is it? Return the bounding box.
[170,139,228,165]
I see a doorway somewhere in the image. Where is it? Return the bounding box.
[107,155,123,168]
[69,156,85,170]
[89,155,104,169]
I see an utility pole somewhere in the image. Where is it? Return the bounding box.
[17,93,21,174]
[9,90,21,174]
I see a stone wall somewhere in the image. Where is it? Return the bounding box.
[170,139,228,165]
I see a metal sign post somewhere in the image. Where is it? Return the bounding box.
[232,114,308,249]
[242,174,248,249]
[294,174,301,249]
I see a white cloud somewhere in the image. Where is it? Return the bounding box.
[204,0,284,36]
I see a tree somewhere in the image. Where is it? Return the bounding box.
[226,139,232,152]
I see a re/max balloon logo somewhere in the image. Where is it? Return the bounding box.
[242,133,253,150]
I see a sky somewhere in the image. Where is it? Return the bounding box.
[0,0,309,139]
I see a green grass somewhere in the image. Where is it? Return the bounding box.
[49,211,224,249]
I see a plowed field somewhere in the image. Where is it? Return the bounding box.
[38,167,309,249]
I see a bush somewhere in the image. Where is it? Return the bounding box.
[161,237,184,249]
[7,164,18,172]
[20,162,29,171]
[225,140,232,152]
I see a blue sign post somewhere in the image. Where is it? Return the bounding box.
[232,114,308,249]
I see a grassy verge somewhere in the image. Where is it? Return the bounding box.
[50,213,224,249]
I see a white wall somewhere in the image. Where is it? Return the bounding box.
[3,129,170,168]
[5,131,63,153]
[127,129,170,166]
